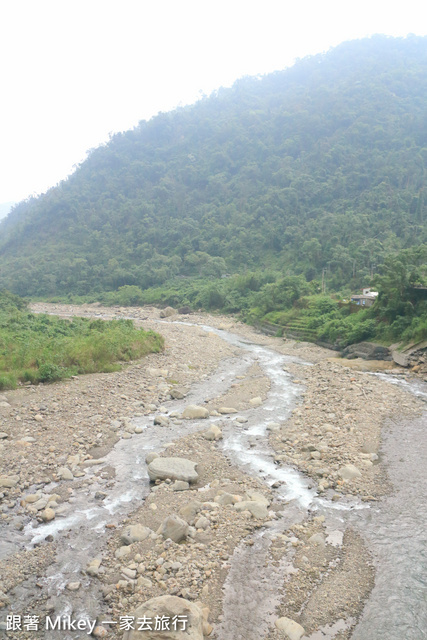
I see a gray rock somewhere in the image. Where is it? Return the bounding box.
[154,415,169,427]
[194,516,210,530]
[12,518,24,530]
[214,492,235,506]
[0,432,8,439]
[342,342,392,361]
[122,567,137,580]
[246,491,270,506]
[361,442,377,454]
[123,596,204,640]
[179,501,202,524]
[58,467,74,480]
[182,405,209,419]
[392,350,410,367]
[203,425,223,441]
[23,492,42,503]
[171,480,190,491]
[308,533,325,547]
[41,507,55,522]
[234,501,268,519]
[137,576,153,588]
[148,457,198,483]
[121,524,151,545]
[33,497,50,511]
[145,452,159,465]
[86,557,102,576]
[275,617,305,640]
[339,464,362,480]
[115,546,133,559]
[0,475,20,488]
[81,459,105,467]
[159,306,176,318]
[159,515,189,543]
[218,407,238,414]
[170,387,188,400]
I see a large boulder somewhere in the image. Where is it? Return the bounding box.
[275,617,305,640]
[159,306,176,318]
[182,405,209,419]
[159,515,189,543]
[147,457,199,483]
[179,500,202,524]
[203,425,222,441]
[121,524,152,545]
[391,349,410,367]
[123,596,204,640]
[234,501,268,519]
[169,387,188,400]
[341,342,392,361]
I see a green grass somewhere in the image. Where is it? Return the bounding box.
[255,295,378,348]
[0,290,164,389]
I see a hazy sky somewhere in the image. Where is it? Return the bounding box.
[1,0,426,206]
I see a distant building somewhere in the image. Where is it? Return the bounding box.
[350,288,378,307]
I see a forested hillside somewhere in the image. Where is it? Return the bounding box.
[1,35,427,299]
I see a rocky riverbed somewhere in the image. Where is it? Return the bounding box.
[0,303,425,640]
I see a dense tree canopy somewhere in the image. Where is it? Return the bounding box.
[1,35,427,298]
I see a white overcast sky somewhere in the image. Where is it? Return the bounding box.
[0,0,426,206]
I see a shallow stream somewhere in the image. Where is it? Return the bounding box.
[1,316,426,639]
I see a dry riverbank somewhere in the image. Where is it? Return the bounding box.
[0,303,423,640]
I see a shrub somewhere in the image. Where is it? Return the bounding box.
[0,374,17,390]
[38,363,65,383]
[0,290,164,389]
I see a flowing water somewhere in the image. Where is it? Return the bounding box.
[1,316,426,639]
[349,375,427,640]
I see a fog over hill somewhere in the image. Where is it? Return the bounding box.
[0,202,15,221]
[1,35,427,298]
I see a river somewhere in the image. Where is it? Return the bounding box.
[0,311,425,639]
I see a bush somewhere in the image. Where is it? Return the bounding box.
[38,363,65,383]
[0,374,17,390]
[0,290,164,389]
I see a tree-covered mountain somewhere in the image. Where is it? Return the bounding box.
[0,202,15,221]
[1,35,427,298]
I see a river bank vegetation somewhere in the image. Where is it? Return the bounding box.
[0,290,163,389]
[42,244,427,349]
[1,36,427,349]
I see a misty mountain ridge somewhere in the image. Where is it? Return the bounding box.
[1,34,427,299]
[0,202,16,221]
